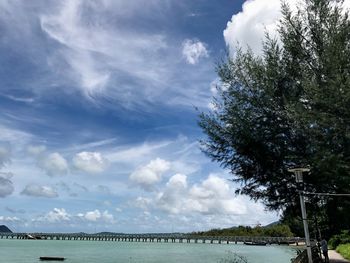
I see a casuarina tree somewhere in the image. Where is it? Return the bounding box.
[199,0,350,236]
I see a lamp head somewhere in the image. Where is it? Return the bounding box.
[288,167,310,183]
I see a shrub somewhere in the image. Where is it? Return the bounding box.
[336,244,350,260]
[329,230,350,249]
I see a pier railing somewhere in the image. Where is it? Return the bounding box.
[0,232,305,245]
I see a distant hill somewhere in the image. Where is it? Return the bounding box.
[264,221,280,227]
[0,225,12,233]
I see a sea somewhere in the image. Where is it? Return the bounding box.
[0,239,297,263]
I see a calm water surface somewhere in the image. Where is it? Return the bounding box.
[0,239,297,263]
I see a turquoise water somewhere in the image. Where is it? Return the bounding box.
[0,239,296,263]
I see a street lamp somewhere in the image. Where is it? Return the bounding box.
[288,167,312,263]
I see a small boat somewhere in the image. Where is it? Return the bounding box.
[244,241,267,246]
[39,257,65,261]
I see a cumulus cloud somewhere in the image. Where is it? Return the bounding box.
[129,158,170,191]
[0,142,11,168]
[82,209,114,223]
[157,173,188,214]
[182,39,209,64]
[21,184,58,198]
[84,210,101,221]
[73,151,109,174]
[224,0,298,55]
[187,175,247,215]
[154,174,247,216]
[0,175,14,198]
[32,208,115,225]
[40,208,71,223]
[39,152,69,176]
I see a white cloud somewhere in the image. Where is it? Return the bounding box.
[0,125,33,144]
[224,0,298,55]
[0,1,217,111]
[0,142,11,168]
[83,209,114,223]
[39,152,69,176]
[343,1,350,10]
[21,184,58,198]
[0,216,20,222]
[167,173,187,189]
[133,196,152,210]
[187,175,247,215]
[43,208,71,223]
[27,145,46,155]
[73,151,109,174]
[129,158,170,191]
[106,140,172,163]
[182,39,209,64]
[0,175,14,198]
[155,174,247,216]
[40,0,168,98]
[157,173,188,214]
[101,210,114,223]
[84,209,101,221]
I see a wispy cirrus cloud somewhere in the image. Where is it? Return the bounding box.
[21,184,58,198]
[40,0,168,98]
[0,175,14,198]
[0,142,12,168]
[0,0,216,111]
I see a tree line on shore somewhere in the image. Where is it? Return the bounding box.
[190,224,293,238]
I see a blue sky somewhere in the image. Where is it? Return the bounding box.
[0,0,291,233]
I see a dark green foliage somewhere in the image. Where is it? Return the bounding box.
[191,224,293,238]
[329,230,350,249]
[199,0,350,236]
[336,244,350,260]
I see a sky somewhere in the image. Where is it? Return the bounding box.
[0,0,303,233]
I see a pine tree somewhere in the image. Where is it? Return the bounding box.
[199,0,350,235]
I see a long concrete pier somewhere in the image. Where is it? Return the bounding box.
[0,232,304,245]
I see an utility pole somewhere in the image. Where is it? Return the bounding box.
[289,168,313,263]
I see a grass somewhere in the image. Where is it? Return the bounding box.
[336,244,350,260]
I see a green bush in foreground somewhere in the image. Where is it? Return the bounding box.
[329,230,350,249]
[336,244,350,260]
